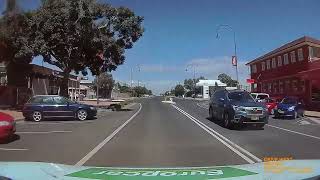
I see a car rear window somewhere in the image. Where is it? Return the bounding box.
[257,95,269,100]
[228,92,255,102]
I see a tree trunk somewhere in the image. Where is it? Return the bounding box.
[59,70,70,97]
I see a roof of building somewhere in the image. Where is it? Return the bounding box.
[246,36,320,65]
[196,80,227,87]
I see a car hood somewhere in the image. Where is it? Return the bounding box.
[231,101,265,108]
[1,160,319,180]
[277,103,295,110]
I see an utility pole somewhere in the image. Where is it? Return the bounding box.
[137,64,141,87]
[186,64,197,98]
[216,24,239,88]
[130,67,133,88]
[96,74,99,104]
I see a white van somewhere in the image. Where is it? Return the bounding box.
[251,93,269,102]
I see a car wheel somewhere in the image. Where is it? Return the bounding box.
[224,112,232,129]
[32,111,42,122]
[77,109,87,121]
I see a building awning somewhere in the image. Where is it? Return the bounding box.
[298,68,320,80]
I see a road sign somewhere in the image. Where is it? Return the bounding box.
[246,79,255,84]
[232,56,237,66]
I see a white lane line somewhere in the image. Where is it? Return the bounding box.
[266,124,320,140]
[0,148,29,151]
[75,103,142,166]
[172,104,261,164]
[17,130,72,134]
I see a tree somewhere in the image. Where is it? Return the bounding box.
[116,82,131,93]
[174,84,185,97]
[218,73,238,87]
[133,86,151,97]
[184,76,206,91]
[92,73,114,98]
[0,0,35,86]
[30,0,144,97]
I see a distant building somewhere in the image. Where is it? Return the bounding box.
[0,63,80,106]
[246,36,320,110]
[196,80,227,99]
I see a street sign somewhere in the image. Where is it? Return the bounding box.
[246,79,255,84]
[232,56,237,66]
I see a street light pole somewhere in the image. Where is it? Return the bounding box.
[216,24,239,88]
[137,64,141,87]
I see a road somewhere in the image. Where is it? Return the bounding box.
[0,96,320,167]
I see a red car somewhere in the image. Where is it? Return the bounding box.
[0,112,16,141]
[264,98,278,115]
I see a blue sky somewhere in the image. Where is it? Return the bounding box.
[1,0,320,94]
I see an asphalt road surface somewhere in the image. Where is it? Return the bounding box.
[0,96,320,168]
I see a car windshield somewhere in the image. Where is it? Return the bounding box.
[281,98,297,104]
[228,92,255,103]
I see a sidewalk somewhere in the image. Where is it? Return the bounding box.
[0,110,24,121]
[305,111,320,118]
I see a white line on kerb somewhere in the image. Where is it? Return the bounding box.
[17,131,72,134]
[0,148,29,151]
[75,103,142,166]
[172,104,261,164]
[266,124,320,140]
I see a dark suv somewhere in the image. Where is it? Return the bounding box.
[209,89,269,129]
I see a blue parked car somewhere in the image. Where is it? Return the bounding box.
[22,95,97,122]
[274,97,305,119]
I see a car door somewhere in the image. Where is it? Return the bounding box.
[52,96,74,117]
[41,96,55,118]
[211,91,219,119]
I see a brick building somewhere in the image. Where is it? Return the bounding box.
[246,36,320,110]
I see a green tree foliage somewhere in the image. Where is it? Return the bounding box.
[133,86,152,97]
[92,72,114,98]
[30,0,144,96]
[0,0,35,86]
[183,76,206,91]
[116,82,131,93]
[217,73,238,87]
[174,84,185,97]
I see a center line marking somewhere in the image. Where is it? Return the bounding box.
[75,103,142,166]
[172,104,261,164]
[266,124,320,140]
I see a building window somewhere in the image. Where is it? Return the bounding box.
[268,83,272,93]
[285,80,291,92]
[284,53,289,65]
[273,82,278,93]
[290,51,296,63]
[300,80,305,92]
[277,56,282,66]
[298,48,304,61]
[251,64,257,73]
[309,46,320,61]
[292,80,298,92]
[271,58,276,69]
[279,81,284,93]
[266,59,271,70]
[261,62,266,71]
